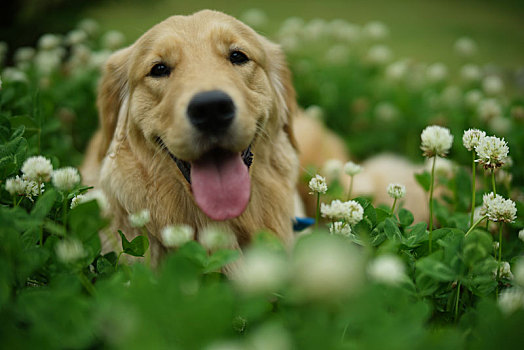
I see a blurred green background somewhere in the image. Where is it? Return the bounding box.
[2,0,524,68]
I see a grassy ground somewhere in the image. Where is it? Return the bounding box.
[83,0,524,69]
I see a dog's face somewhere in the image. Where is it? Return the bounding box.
[98,10,296,222]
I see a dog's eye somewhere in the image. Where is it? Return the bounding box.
[149,63,171,77]
[229,50,249,65]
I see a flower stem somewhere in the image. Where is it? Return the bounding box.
[496,223,503,298]
[428,156,436,253]
[465,215,487,236]
[391,198,398,214]
[78,271,95,296]
[347,175,354,200]
[491,169,497,196]
[470,152,476,227]
[454,281,461,322]
[315,193,320,230]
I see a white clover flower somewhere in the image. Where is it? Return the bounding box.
[454,37,477,57]
[426,63,448,84]
[343,161,362,176]
[66,29,88,46]
[5,175,26,196]
[366,45,393,65]
[78,18,99,36]
[514,258,524,287]
[519,229,524,243]
[303,18,328,41]
[498,288,524,315]
[464,90,483,109]
[70,194,86,209]
[278,17,305,37]
[308,174,328,194]
[440,86,462,108]
[52,167,80,191]
[482,75,504,96]
[240,8,268,28]
[102,30,126,50]
[477,98,502,121]
[55,239,87,263]
[480,192,517,223]
[498,261,514,280]
[329,221,353,237]
[38,34,62,50]
[23,179,44,200]
[328,19,360,43]
[304,105,324,120]
[248,323,293,350]
[368,255,405,285]
[460,64,482,83]
[385,60,409,82]
[161,224,194,248]
[475,135,509,169]
[493,241,500,251]
[387,183,406,199]
[129,209,150,228]
[462,128,486,151]
[2,67,28,83]
[292,235,363,299]
[321,200,363,224]
[199,226,236,251]
[322,159,343,180]
[70,189,109,212]
[374,102,398,122]
[488,115,511,136]
[34,49,63,75]
[496,169,512,188]
[232,248,288,294]
[324,45,350,65]
[89,50,112,69]
[21,155,53,182]
[363,21,389,41]
[420,125,454,158]
[14,47,36,65]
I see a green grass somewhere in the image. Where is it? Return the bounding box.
[83,0,524,69]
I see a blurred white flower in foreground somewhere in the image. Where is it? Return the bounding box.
[292,235,363,299]
[420,125,453,158]
[460,64,482,83]
[161,224,194,248]
[363,21,389,41]
[498,288,524,315]
[480,193,516,223]
[426,63,448,84]
[102,30,126,50]
[129,209,150,228]
[52,167,80,191]
[366,45,392,65]
[248,322,293,350]
[56,239,87,263]
[199,226,236,251]
[232,248,288,294]
[368,255,406,285]
[70,189,109,212]
[21,155,53,182]
[519,229,524,243]
[38,34,62,50]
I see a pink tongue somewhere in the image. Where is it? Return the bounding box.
[190,151,251,221]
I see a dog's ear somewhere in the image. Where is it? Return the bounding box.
[265,41,299,150]
[96,47,131,160]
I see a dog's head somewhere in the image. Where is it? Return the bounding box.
[97,10,297,221]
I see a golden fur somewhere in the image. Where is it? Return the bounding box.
[82,10,299,263]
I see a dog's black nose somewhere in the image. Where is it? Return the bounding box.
[187,90,235,133]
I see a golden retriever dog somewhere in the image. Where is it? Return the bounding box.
[82,10,429,263]
[82,10,300,262]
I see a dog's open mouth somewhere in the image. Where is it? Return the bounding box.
[155,137,253,221]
